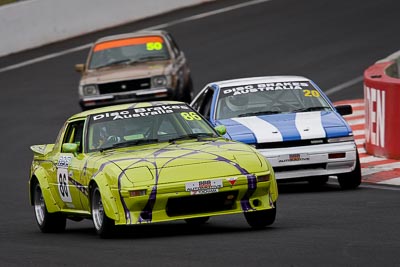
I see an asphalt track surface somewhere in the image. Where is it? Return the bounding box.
[1,0,400,266]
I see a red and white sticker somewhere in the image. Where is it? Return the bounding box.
[185,179,223,195]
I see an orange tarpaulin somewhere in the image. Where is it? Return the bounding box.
[94,36,164,52]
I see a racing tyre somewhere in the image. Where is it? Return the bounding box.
[91,186,115,238]
[33,182,66,233]
[185,216,210,225]
[337,153,362,190]
[245,204,276,229]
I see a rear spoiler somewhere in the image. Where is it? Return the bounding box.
[30,144,54,156]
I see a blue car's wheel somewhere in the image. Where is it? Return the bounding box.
[338,153,362,190]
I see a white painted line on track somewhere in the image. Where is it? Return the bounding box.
[348,110,365,117]
[360,155,390,164]
[362,162,400,176]
[347,102,365,108]
[378,177,400,186]
[358,148,367,154]
[0,0,271,74]
[325,76,364,96]
[360,183,400,191]
[347,118,365,125]
[355,139,365,145]
[353,130,365,136]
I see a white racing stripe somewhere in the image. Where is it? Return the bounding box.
[232,117,283,142]
[295,112,326,139]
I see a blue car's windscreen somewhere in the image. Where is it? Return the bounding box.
[216,81,332,120]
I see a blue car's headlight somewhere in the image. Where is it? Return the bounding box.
[327,135,354,143]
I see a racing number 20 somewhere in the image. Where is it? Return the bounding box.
[303,90,320,97]
[181,112,201,121]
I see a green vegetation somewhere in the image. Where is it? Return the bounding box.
[0,0,18,6]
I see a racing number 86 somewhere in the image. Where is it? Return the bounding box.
[181,112,202,121]
[303,89,320,97]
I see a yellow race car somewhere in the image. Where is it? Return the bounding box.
[29,101,278,237]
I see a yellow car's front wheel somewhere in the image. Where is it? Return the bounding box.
[244,204,276,229]
[91,186,115,238]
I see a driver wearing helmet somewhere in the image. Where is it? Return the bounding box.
[96,123,123,148]
[224,93,250,118]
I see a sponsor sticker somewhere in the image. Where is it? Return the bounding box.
[91,104,190,122]
[226,177,238,186]
[56,154,73,203]
[221,81,311,96]
[185,179,223,195]
[278,153,310,163]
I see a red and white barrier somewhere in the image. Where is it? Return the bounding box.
[364,54,400,159]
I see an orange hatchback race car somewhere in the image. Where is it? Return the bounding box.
[75,30,193,110]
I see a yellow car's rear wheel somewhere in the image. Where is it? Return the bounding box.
[33,181,66,233]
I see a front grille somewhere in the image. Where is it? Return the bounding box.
[98,78,151,94]
[166,191,238,217]
[256,138,328,149]
[273,163,326,172]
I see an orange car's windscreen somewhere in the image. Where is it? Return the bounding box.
[89,36,169,69]
[93,36,164,52]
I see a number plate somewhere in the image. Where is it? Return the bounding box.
[185,179,223,195]
[278,153,310,163]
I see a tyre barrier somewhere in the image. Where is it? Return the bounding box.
[364,51,400,159]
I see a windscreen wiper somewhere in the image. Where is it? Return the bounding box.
[100,139,159,152]
[292,106,331,112]
[238,110,281,117]
[136,55,168,62]
[95,59,132,69]
[168,133,216,144]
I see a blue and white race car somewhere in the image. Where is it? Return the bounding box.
[191,76,361,189]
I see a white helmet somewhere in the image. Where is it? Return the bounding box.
[225,94,249,112]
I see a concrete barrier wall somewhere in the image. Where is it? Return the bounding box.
[0,0,212,57]
[364,51,400,159]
